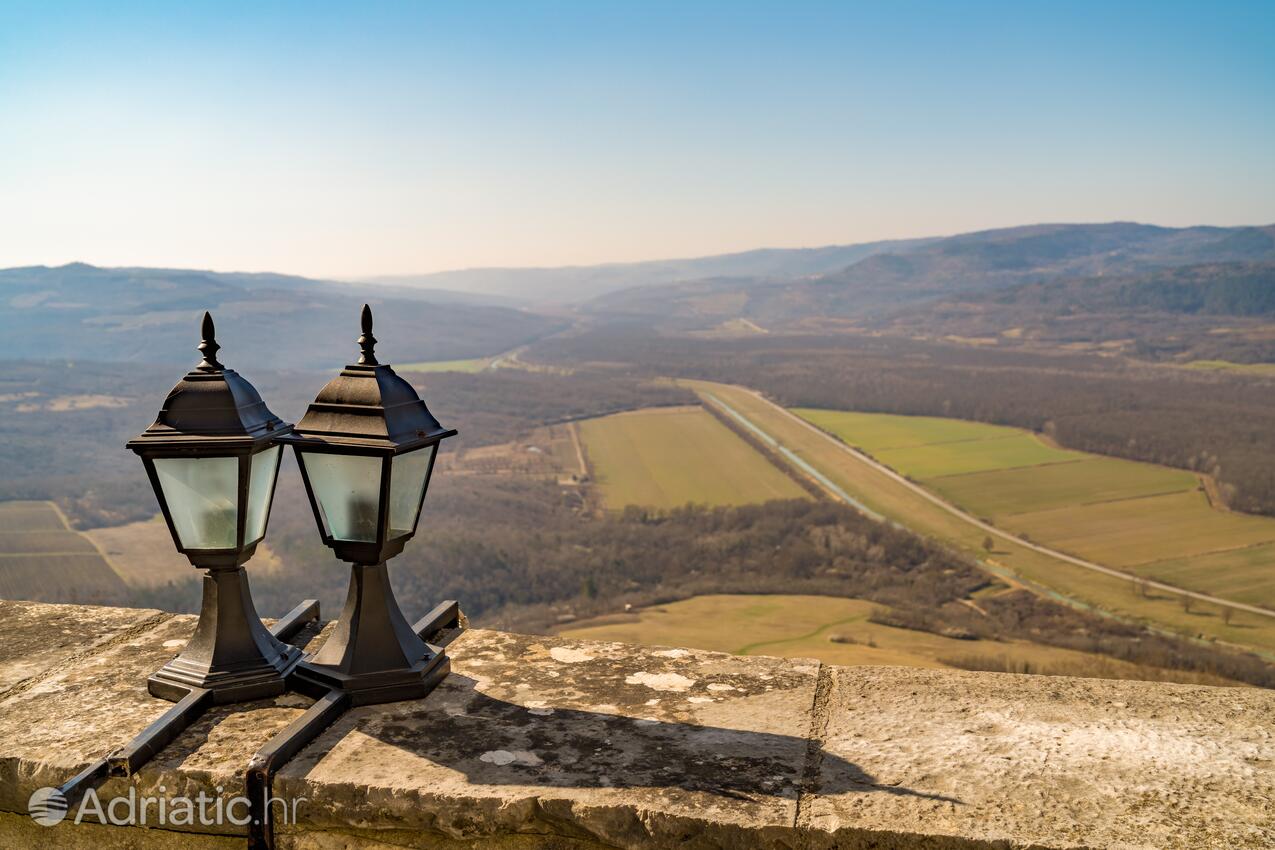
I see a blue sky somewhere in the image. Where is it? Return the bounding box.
[1,1,1272,277]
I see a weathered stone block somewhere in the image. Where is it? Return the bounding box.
[807,665,1275,849]
[0,602,1272,849]
[0,600,166,696]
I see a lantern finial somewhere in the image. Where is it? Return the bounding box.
[197,311,223,372]
[357,304,378,366]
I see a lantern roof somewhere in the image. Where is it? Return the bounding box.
[127,312,292,454]
[286,305,457,453]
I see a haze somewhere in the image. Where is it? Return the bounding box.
[1,0,1273,279]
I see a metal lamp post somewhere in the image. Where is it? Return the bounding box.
[282,304,457,705]
[242,305,462,849]
[126,313,305,702]
[58,307,461,842]
[55,315,322,811]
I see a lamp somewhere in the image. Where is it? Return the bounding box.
[283,304,457,704]
[127,313,302,702]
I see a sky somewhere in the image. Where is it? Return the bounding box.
[1,1,1273,279]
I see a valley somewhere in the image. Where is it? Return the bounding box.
[4,224,1275,692]
[417,374,1275,676]
[8,11,1275,845]
[8,358,1273,686]
[795,408,1275,608]
[685,381,1275,654]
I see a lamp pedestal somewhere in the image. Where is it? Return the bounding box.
[290,562,450,706]
[150,566,303,704]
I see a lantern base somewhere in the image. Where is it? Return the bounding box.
[148,566,306,705]
[289,650,451,706]
[148,651,302,704]
[52,598,322,818]
[287,561,452,706]
[244,601,463,850]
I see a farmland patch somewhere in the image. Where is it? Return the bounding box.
[578,406,808,510]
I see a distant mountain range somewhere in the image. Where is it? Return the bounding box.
[359,236,935,303]
[0,264,564,368]
[6,222,1274,367]
[583,222,1275,328]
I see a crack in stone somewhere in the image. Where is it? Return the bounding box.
[793,662,833,829]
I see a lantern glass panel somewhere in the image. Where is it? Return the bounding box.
[388,445,435,538]
[244,445,281,545]
[298,451,383,542]
[153,456,239,549]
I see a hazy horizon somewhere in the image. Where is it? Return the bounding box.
[2,1,1273,278]
[3,217,1269,285]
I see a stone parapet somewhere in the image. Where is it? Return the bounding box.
[0,599,1271,849]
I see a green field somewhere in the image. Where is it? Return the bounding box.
[395,357,492,373]
[685,381,1275,655]
[578,406,808,510]
[794,405,1275,610]
[0,502,70,531]
[1184,360,1275,376]
[559,594,1230,683]
[0,501,126,602]
[875,434,1081,479]
[796,409,1082,479]
[928,458,1200,518]
[1011,490,1275,567]
[0,531,99,554]
[1139,543,1275,608]
[796,409,1024,451]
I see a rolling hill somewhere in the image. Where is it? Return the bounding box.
[360,235,936,303]
[931,261,1275,317]
[584,222,1275,328]
[0,263,566,369]
[879,261,1275,362]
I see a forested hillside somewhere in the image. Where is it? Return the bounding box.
[990,263,1275,316]
[879,262,1275,362]
[0,264,565,368]
[585,223,1275,327]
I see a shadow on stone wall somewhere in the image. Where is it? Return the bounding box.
[346,675,961,804]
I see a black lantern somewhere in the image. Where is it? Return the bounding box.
[283,305,457,704]
[127,313,302,702]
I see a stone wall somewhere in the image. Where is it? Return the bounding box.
[0,599,1271,849]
